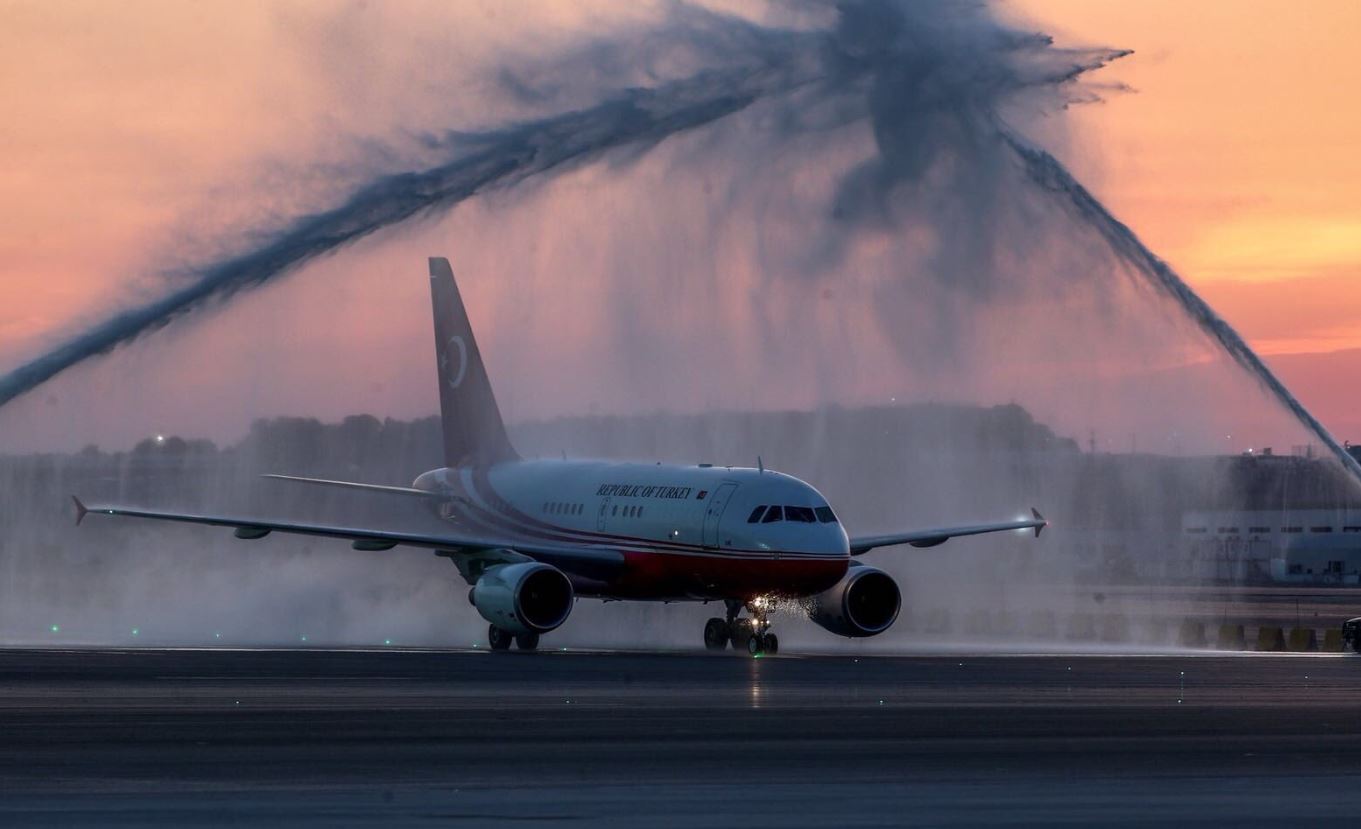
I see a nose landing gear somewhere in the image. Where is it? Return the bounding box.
[703,599,779,656]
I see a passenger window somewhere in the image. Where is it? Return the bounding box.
[786,506,816,523]
[815,506,837,524]
[747,506,766,523]
[638,507,644,518]
[612,505,618,516]
[762,506,783,523]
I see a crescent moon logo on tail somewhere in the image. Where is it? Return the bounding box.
[445,335,468,389]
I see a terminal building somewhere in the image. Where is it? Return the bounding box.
[1179,445,1361,585]
[1181,509,1361,584]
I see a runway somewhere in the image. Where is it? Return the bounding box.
[4,647,1361,826]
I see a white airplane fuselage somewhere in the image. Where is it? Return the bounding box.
[415,460,850,601]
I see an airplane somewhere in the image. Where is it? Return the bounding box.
[74,257,1046,655]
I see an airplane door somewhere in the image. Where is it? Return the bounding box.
[702,482,738,548]
[597,498,610,531]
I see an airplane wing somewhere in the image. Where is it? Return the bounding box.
[70,496,624,578]
[848,508,1046,555]
[260,474,444,500]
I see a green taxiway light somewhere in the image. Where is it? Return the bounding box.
[384,639,392,646]
[49,624,60,633]
[131,628,139,636]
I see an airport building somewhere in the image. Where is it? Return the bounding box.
[1176,443,1361,584]
[1181,509,1361,584]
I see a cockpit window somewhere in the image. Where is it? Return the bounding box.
[761,505,783,523]
[785,506,816,523]
[747,506,766,523]
[815,506,837,524]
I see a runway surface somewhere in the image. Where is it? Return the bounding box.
[4,647,1361,826]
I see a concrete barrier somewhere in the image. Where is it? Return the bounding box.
[1066,613,1097,641]
[1178,619,1207,648]
[924,609,951,634]
[1287,627,1319,652]
[1099,615,1129,643]
[1216,623,1246,651]
[895,609,916,633]
[1027,610,1057,639]
[964,611,990,637]
[1255,626,1286,652]
[1323,629,1345,653]
[995,612,1020,639]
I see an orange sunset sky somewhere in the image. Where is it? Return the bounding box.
[1,1,1360,451]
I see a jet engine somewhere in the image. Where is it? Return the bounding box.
[470,562,574,635]
[808,564,901,637]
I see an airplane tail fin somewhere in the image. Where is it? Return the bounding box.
[428,257,519,467]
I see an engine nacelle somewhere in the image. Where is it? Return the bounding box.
[808,564,901,638]
[470,562,574,636]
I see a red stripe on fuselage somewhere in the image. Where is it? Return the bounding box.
[608,551,847,601]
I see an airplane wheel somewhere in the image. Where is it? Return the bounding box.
[762,633,779,655]
[515,632,540,651]
[488,625,513,651]
[703,618,729,651]
[729,619,753,651]
[746,632,764,656]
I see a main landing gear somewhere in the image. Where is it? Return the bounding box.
[487,624,539,651]
[704,599,779,656]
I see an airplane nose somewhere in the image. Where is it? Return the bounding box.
[814,525,849,557]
